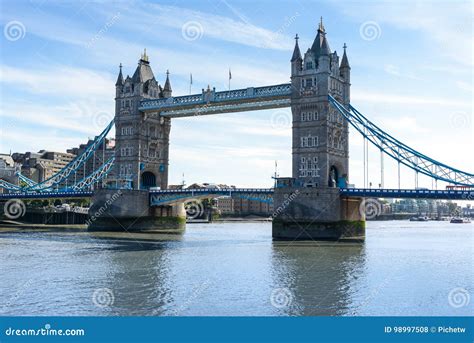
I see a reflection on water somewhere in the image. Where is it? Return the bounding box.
[0,221,472,316]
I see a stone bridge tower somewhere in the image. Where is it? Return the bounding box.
[273,19,364,242]
[114,50,172,190]
[88,50,185,233]
[290,18,350,189]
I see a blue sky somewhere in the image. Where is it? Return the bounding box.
[0,0,472,189]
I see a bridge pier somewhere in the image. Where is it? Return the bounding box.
[272,188,365,242]
[87,189,186,233]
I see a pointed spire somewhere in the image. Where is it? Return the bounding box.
[291,34,302,62]
[141,48,149,63]
[164,69,172,92]
[311,17,330,56]
[115,63,124,86]
[318,16,325,33]
[340,43,350,68]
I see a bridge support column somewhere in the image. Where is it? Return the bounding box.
[272,188,365,242]
[87,189,186,233]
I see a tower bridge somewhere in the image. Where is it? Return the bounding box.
[2,19,473,241]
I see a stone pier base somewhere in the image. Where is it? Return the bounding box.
[272,187,365,242]
[87,189,186,233]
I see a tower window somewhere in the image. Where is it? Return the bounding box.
[306,78,313,88]
[306,61,313,70]
[300,135,318,147]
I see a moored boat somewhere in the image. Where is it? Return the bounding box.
[450,217,471,224]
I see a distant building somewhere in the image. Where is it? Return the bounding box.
[216,195,273,216]
[12,150,75,183]
[67,137,115,183]
[0,154,20,191]
[216,196,234,214]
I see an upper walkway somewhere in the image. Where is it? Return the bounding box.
[139,83,292,117]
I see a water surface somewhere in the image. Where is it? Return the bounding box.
[0,221,472,316]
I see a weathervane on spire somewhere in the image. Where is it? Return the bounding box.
[141,48,149,62]
[318,16,325,33]
[295,33,299,41]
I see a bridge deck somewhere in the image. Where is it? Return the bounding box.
[0,188,470,201]
[340,188,472,200]
[139,83,292,117]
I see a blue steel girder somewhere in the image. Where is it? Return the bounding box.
[149,188,274,206]
[16,172,37,187]
[69,156,115,191]
[139,83,292,118]
[341,188,472,200]
[0,191,93,200]
[0,179,21,192]
[23,119,115,192]
[328,96,474,186]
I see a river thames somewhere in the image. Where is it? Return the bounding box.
[0,221,472,316]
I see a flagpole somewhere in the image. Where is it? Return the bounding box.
[189,73,192,95]
[228,67,231,90]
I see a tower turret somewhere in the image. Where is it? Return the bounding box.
[163,70,172,98]
[290,18,350,189]
[291,34,302,75]
[115,63,123,97]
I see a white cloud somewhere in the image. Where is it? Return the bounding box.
[0,65,114,98]
[352,90,470,107]
[337,1,473,67]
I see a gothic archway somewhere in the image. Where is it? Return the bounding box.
[328,166,338,188]
[141,171,156,189]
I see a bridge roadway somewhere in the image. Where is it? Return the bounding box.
[0,188,471,202]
